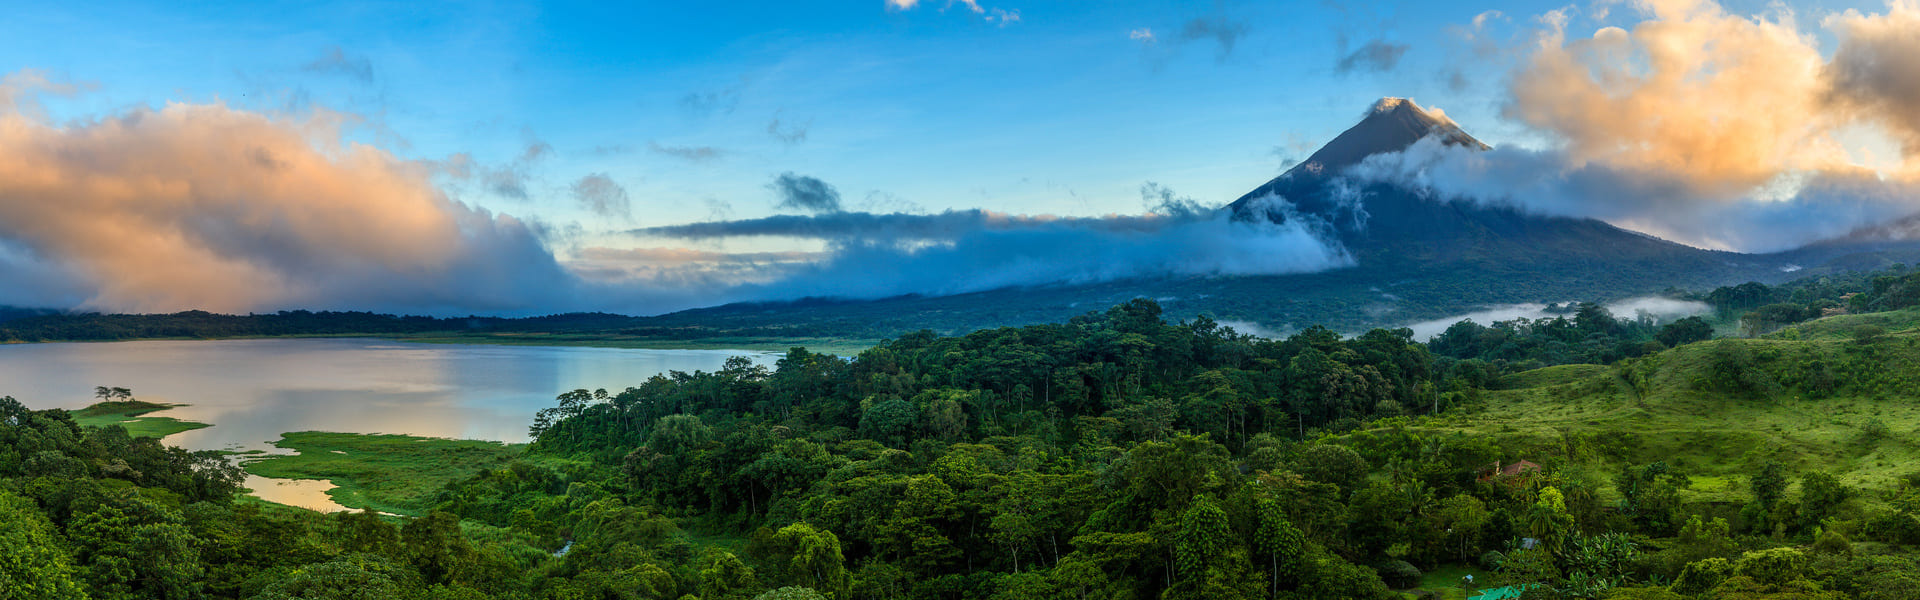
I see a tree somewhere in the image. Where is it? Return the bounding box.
[1798,472,1852,534]
[1734,548,1807,587]
[749,523,848,599]
[1435,494,1491,563]
[1751,462,1787,511]
[251,554,417,600]
[1253,498,1306,596]
[1616,462,1690,536]
[1294,444,1369,494]
[858,398,918,447]
[1671,558,1734,595]
[1657,317,1714,347]
[92,386,136,404]
[400,511,476,586]
[0,492,86,600]
[698,548,758,600]
[755,588,828,600]
[68,496,205,600]
[1525,487,1575,555]
[1744,461,1787,533]
[1174,496,1229,581]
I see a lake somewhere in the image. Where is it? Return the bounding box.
[0,338,771,510]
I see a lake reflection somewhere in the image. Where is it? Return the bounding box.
[0,338,769,452]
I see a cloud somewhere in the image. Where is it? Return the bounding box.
[478,141,551,201]
[1503,0,1837,195]
[769,172,842,214]
[1130,28,1157,44]
[648,142,724,163]
[571,174,631,220]
[678,88,740,119]
[564,246,826,285]
[0,94,594,314]
[856,190,923,214]
[581,247,825,265]
[768,116,809,145]
[1342,0,1920,253]
[632,206,1351,301]
[301,46,374,83]
[1472,10,1505,30]
[1335,39,1410,73]
[0,69,91,118]
[1350,137,1920,252]
[1179,16,1249,60]
[589,143,635,156]
[1401,296,1708,341]
[1825,2,1920,156]
[635,209,1169,241]
[886,0,1017,24]
[1139,182,1216,217]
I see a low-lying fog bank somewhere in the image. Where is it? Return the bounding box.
[1401,297,1711,341]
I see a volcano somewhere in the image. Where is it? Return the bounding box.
[633,98,1920,338]
[1226,98,1752,271]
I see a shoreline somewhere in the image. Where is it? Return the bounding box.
[3,332,877,355]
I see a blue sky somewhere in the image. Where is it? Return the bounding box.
[6,0,1567,224]
[2,0,1917,314]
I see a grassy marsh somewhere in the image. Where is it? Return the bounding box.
[242,431,526,516]
[68,400,210,439]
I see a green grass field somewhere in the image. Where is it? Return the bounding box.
[1414,564,1496,600]
[243,431,526,516]
[1769,307,1920,341]
[68,400,210,439]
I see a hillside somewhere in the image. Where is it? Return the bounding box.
[1418,307,1920,504]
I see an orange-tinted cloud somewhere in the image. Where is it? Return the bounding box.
[1505,0,1843,195]
[0,75,572,313]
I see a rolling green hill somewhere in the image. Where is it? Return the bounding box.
[1417,307,1920,505]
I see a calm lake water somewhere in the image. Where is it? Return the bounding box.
[0,338,770,510]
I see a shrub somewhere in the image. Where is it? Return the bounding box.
[1480,550,1507,571]
[1735,547,1807,586]
[1812,529,1852,557]
[1376,560,1421,589]
[1670,557,1734,595]
[754,587,828,600]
